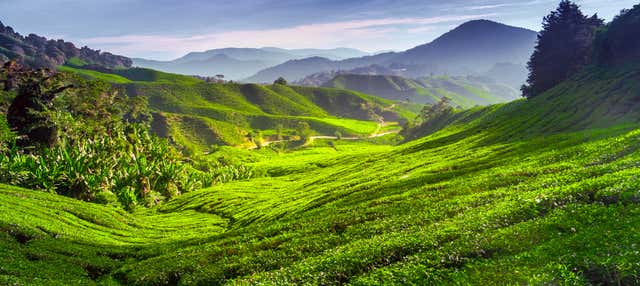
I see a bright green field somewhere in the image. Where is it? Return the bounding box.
[1,64,640,285]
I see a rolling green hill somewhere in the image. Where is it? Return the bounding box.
[2,60,640,285]
[59,65,416,153]
[323,74,519,108]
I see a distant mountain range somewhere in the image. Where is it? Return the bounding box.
[245,20,537,88]
[132,47,370,80]
[0,21,131,69]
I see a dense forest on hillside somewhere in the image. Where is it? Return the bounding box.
[0,21,131,69]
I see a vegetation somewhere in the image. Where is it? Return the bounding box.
[2,59,640,284]
[274,76,288,85]
[323,73,518,108]
[2,2,640,285]
[594,4,640,63]
[0,62,253,209]
[522,0,603,98]
[58,65,412,153]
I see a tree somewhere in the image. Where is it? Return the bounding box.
[274,77,287,85]
[295,121,311,143]
[275,124,284,140]
[333,130,342,140]
[5,63,74,147]
[521,0,603,98]
[594,4,640,63]
[417,96,452,125]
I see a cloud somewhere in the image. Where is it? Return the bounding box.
[407,26,437,34]
[461,0,552,11]
[463,4,512,10]
[80,13,496,59]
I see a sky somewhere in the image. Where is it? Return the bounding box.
[0,0,636,60]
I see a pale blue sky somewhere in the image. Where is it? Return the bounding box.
[0,0,636,60]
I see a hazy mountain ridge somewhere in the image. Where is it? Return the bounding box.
[132,47,370,80]
[245,20,536,85]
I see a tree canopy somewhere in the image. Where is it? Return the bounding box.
[521,0,603,98]
[274,77,288,85]
[594,4,640,63]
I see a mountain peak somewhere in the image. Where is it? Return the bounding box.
[452,19,536,34]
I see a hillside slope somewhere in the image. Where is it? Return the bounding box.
[322,74,519,107]
[61,65,414,153]
[2,60,640,285]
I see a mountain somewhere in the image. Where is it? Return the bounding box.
[390,20,536,74]
[322,73,519,108]
[244,57,340,83]
[0,21,131,69]
[133,54,272,80]
[132,47,370,80]
[483,62,529,89]
[244,20,536,85]
[261,47,369,60]
[245,52,399,83]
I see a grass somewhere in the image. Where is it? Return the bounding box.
[58,66,133,84]
[1,63,640,284]
[60,66,418,153]
[323,74,519,108]
[57,66,414,152]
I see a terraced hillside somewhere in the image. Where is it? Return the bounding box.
[59,65,417,153]
[323,74,519,108]
[2,62,640,285]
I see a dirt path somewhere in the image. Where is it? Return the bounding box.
[246,123,401,150]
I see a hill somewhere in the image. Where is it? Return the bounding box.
[322,74,519,107]
[2,59,640,284]
[0,21,131,69]
[3,5,640,285]
[133,47,370,80]
[59,65,415,153]
[245,20,536,84]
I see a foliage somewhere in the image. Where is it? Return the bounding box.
[323,73,519,108]
[401,96,455,140]
[0,124,206,208]
[2,61,640,284]
[0,65,222,208]
[594,4,640,63]
[274,76,288,85]
[295,121,312,143]
[60,65,411,151]
[521,0,603,98]
[416,96,453,125]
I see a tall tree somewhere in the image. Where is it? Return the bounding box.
[522,0,603,98]
[595,4,640,63]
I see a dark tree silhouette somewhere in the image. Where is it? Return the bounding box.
[4,61,73,147]
[521,0,603,98]
[595,4,640,63]
[274,77,288,85]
